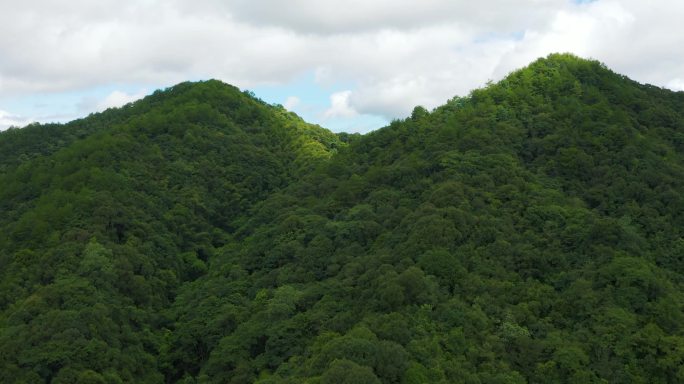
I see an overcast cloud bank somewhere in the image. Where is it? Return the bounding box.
[1,0,682,131]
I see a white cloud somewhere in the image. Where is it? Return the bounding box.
[491,1,638,78]
[0,0,683,125]
[493,1,684,88]
[0,110,32,131]
[220,0,566,34]
[283,96,301,111]
[96,90,148,111]
[667,79,684,92]
[323,91,358,119]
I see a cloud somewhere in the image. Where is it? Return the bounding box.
[0,110,32,131]
[667,79,684,92]
[75,89,148,116]
[491,1,637,78]
[493,1,684,88]
[0,0,683,127]
[96,90,148,111]
[219,0,567,34]
[323,91,358,119]
[283,96,301,110]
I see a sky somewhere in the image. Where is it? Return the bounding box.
[0,0,683,133]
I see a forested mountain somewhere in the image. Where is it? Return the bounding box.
[1,54,684,383]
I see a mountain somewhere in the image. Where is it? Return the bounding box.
[1,54,684,383]
[0,80,341,383]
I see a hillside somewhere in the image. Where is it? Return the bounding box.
[2,54,684,383]
[0,80,341,383]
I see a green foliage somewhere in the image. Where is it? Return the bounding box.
[320,359,381,384]
[2,55,684,383]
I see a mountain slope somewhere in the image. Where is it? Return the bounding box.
[0,80,341,383]
[167,54,684,383]
[2,54,684,383]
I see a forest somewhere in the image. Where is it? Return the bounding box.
[1,53,684,383]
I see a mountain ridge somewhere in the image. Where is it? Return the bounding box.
[2,53,684,383]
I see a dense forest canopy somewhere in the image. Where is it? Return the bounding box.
[1,54,684,383]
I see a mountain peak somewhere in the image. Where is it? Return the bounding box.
[500,52,611,89]
[533,52,599,66]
